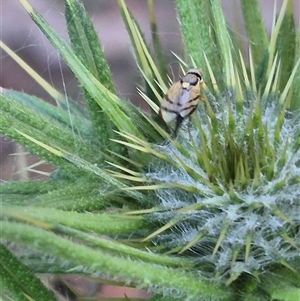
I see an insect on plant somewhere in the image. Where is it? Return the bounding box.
[159,68,204,136]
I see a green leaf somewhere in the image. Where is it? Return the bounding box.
[264,268,300,301]
[31,182,114,211]
[0,96,80,177]
[0,180,115,211]
[276,0,296,92]
[290,25,300,110]
[0,179,63,196]
[174,0,227,90]
[2,221,233,300]
[52,225,190,268]
[0,244,57,301]
[209,0,233,87]
[64,0,118,148]
[65,0,115,92]
[2,205,145,235]
[0,180,65,207]
[241,0,268,67]
[0,93,103,170]
[270,287,300,301]
[4,89,89,132]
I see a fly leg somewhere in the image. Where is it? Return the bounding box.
[172,114,184,138]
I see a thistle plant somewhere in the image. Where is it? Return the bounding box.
[1,0,300,300]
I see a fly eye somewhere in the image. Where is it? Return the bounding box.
[190,77,200,86]
[191,76,202,86]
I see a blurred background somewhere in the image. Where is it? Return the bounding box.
[1,0,299,298]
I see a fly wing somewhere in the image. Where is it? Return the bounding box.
[178,89,190,106]
[159,81,182,122]
[178,85,199,118]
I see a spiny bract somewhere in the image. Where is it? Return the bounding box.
[143,92,300,283]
